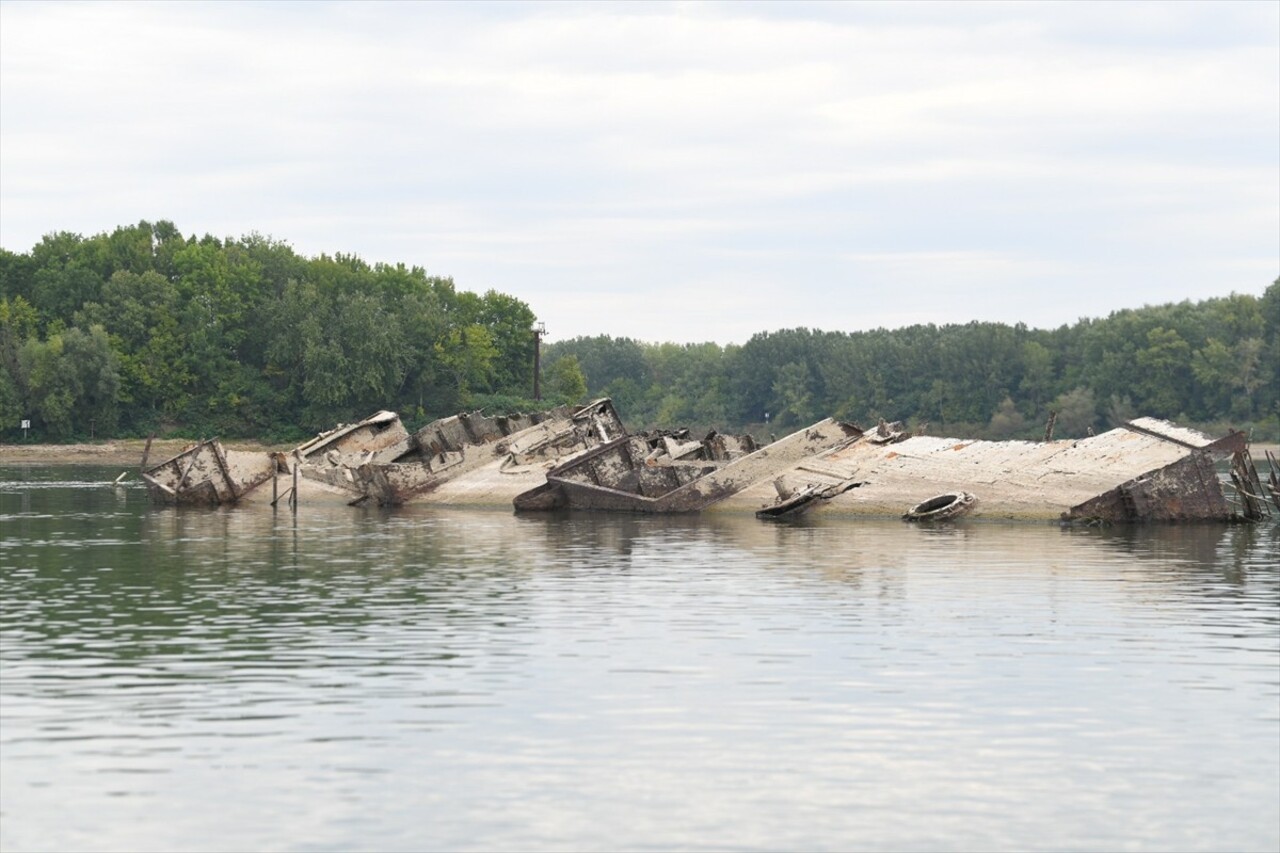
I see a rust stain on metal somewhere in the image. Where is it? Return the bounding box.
[514,419,855,514]
[139,401,1265,526]
[141,402,616,507]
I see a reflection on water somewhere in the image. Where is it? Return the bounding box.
[2,466,1278,852]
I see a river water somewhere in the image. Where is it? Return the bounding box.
[1,465,1277,852]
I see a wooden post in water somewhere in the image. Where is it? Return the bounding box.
[290,451,300,512]
[140,434,155,471]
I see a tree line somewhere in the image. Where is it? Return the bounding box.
[1,220,1275,443]
[0,221,578,441]
[543,282,1279,441]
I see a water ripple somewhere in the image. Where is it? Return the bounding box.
[1,467,1277,852]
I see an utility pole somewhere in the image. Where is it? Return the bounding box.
[532,321,546,401]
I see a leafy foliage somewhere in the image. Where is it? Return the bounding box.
[545,355,588,405]
[1,221,1275,443]
[548,279,1280,440]
[1,221,541,439]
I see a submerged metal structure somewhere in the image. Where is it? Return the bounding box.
[723,417,1260,524]
[511,415,1263,523]
[141,400,1273,524]
[141,399,626,508]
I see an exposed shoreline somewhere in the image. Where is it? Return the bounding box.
[4,438,1277,469]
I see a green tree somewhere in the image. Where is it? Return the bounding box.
[986,396,1026,439]
[1018,340,1056,411]
[16,325,119,438]
[395,286,449,416]
[435,324,498,405]
[0,296,39,406]
[73,270,192,428]
[1258,279,1280,424]
[0,249,35,303]
[0,359,20,435]
[771,361,815,427]
[545,335,650,398]
[18,334,74,437]
[1049,387,1097,437]
[546,355,588,404]
[27,235,105,328]
[1135,327,1192,417]
[62,325,122,436]
[476,291,536,394]
[1106,394,1137,428]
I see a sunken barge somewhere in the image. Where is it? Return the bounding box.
[141,400,1277,524]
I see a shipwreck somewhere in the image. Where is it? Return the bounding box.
[141,399,626,509]
[510,415,1271,523]
[140,399,1277,524]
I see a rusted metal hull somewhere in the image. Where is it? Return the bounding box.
[293,410,409,465]
[1064,452,1232,523]
[140,402,1265,525]
[349,399,627,506]
[141,440,275,506]
[517,415,1259,524]
[141,400,627,509]
[726,418,1255,524]
[514,419,859,513]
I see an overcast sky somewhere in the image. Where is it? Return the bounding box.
[1,1,1276,344]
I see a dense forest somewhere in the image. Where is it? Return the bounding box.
[545,280,1279,441]
[1,221,1276,444]
[0,221,567,441]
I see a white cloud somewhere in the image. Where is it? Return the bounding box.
[1,0,1275,343]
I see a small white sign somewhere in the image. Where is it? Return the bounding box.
[20,420,30,429]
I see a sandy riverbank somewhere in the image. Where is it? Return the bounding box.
[0,439,287,467]
[3,438,1277,469]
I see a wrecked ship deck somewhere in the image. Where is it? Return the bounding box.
[719,418,1253,523]
[142,399,626,509]
[511,416,1262,523]
[140,400,1274,524]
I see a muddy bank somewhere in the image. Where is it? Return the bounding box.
[0,439,286,467]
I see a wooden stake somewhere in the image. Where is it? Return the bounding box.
[140,433,155,470]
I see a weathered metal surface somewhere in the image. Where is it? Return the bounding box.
[1064,451,1231,523]
[514,419,860,513]
[141,440,274,506]
[903,491,978,522]
[1124,417,1247,453]
[1225,449,1273,522]
[140,401,1260,525]
[141,404,614,508]
[756,478,866,519]
[142,410,415,506]
[351,399,627,506]
[717,419,1251,523]
[293,410,408,463]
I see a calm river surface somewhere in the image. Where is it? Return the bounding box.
[1,465,1277,852]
